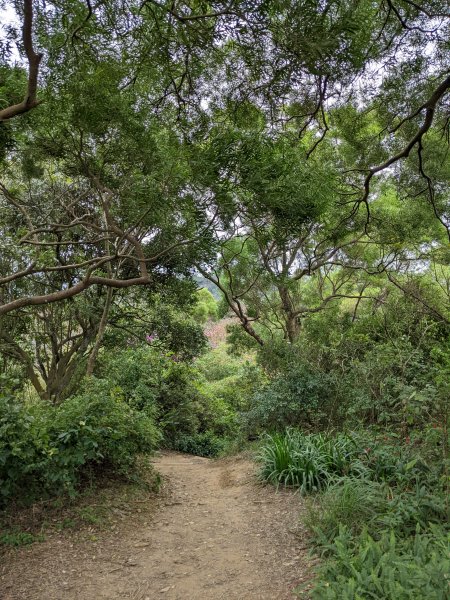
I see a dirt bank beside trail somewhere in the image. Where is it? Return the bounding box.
[1,452,314,599]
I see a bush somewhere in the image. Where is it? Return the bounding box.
[243,367,334,434]
[192,288,219,323]
[348,431,444,490]
[195,343,243,382]
[97,344,244,453]
[0,382,161,506]
[196,344,264,413]
[171,431,227,457]
[49,379,161,475]
[309,526,450,600]
[0,395,44,504]
[377,486,449,537]
[97,346,163,414]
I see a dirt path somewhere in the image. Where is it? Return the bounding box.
[1,453,313,599]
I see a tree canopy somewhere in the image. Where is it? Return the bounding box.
[1,0,448,318]
[0,0,448,368]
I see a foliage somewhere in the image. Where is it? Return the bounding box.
[96,346,163,414]
[241,289,449,432]
[196,343,263,411]
[0,383,160,506]
[0,3,449,595]
[192,288,219,324]
[142,302,208,361]
[0,291,108,403]
[258,430,359,492]
[308,527,450,600]
[171,431,227,458]
[243,365,334,434]
[299,431,450,599]
[96,343,244,453]
[0,531,44,547]
[307,477,448,546]
[196,343,243,381]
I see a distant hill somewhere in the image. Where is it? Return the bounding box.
[193,274,221,300]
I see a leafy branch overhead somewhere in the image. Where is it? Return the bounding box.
[0,0,448,325]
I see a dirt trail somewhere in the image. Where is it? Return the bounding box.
[1,453,313,600]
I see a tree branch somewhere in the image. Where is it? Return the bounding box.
[0,275,151,316]
[355,74,450,221]
[0,0,43,122]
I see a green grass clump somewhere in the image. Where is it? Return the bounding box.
[0,531,45,547]
[306,478,388,544]
[257,429,358,492]
[307,477,450,548]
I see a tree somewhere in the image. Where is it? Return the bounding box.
[0,289,109,401]
[0,41,216,314]
[1,0,448,316]
[195,127,377,344]
[192,288,219,323]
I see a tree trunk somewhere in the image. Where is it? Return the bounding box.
[86,286,113,376]
[278,286,300,343]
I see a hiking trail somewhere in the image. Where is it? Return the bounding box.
[1,452,314,599]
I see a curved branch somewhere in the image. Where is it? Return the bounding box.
[0,0,43,122]
[386,272,449,324]
[356,74,450,219]
[0,275,151,316]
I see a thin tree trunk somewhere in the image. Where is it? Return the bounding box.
[278,286,300,343]
[86,286,113,376]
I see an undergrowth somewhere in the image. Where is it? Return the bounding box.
[0,457,161,551]
[259,428,449,599]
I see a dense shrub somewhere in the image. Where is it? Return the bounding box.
[192,288,219,323]
[196,344,264,411]
[0,382,160,506]
[171,431,227,457]
[97,346,163,414]
[195,343,245,382]
[0,396,43,504]
[238,292,449,435]
[243,367,334,434]
[50,379,161,473]
[97,345,241,449]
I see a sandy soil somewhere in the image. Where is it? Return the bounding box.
[1,452,314,600]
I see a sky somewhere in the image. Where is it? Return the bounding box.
[0,2,20,58]
[0,1,18,27]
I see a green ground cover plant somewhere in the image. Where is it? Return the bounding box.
[258,430,359,491]
[260,428,449,598]
[308,527,450,600]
